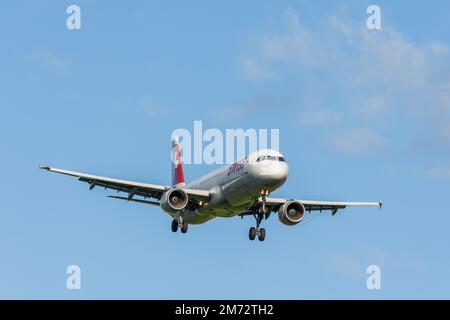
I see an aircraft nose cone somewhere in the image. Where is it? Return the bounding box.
[253,161,289,187]
[272,163,289,181]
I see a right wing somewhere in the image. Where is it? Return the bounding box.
[264,197,381,213]
[244,197,381,216]
[40,166,210,204]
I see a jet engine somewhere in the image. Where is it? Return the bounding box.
[160,188,189,213]
[278,200,305,226]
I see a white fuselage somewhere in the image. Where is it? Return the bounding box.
[170,149,289,224]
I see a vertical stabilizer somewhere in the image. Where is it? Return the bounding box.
[171,136,186,187]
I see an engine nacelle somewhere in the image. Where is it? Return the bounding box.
[278,200,305,226]
[160,188,189,213]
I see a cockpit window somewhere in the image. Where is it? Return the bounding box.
[256,155,286,162]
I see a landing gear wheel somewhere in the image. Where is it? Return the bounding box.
[171,219,178,232]
[249,227,257,240]
[181,222,188,233]
[258,228,266,241]
[247,191,270,241]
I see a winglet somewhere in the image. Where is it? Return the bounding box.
[379,201,383,209]
[40,165,51,171]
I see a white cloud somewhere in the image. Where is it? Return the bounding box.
[297,108,342,126]
[358,97,385,115]
[253,11,444,91]
[324,247,423,280]
[213,94,288,121]
[259,9,332,68]
[140,96,167,118]
[331,127,385,154]
[425,165,450,181]
[241,9,450,153]
[324,247,388,280]
[32,49,70,73]
[240,58,273,80]
[329,255,367,280]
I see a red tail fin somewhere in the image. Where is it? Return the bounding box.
[171,136,185,187]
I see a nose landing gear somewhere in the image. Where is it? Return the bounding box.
[249,208,267,241]
[247,189,269,241]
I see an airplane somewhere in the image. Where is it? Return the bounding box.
[41,137,382,241]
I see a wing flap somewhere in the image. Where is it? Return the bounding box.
[108,195,160,206]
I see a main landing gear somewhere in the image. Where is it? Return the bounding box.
[249,226,265,241]
[249,188,269,241]
[171,217,188,233]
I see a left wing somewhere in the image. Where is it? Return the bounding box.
[40,166,210,204]
[248,197,382,216]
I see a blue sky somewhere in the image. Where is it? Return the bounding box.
[1,0,450,299]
